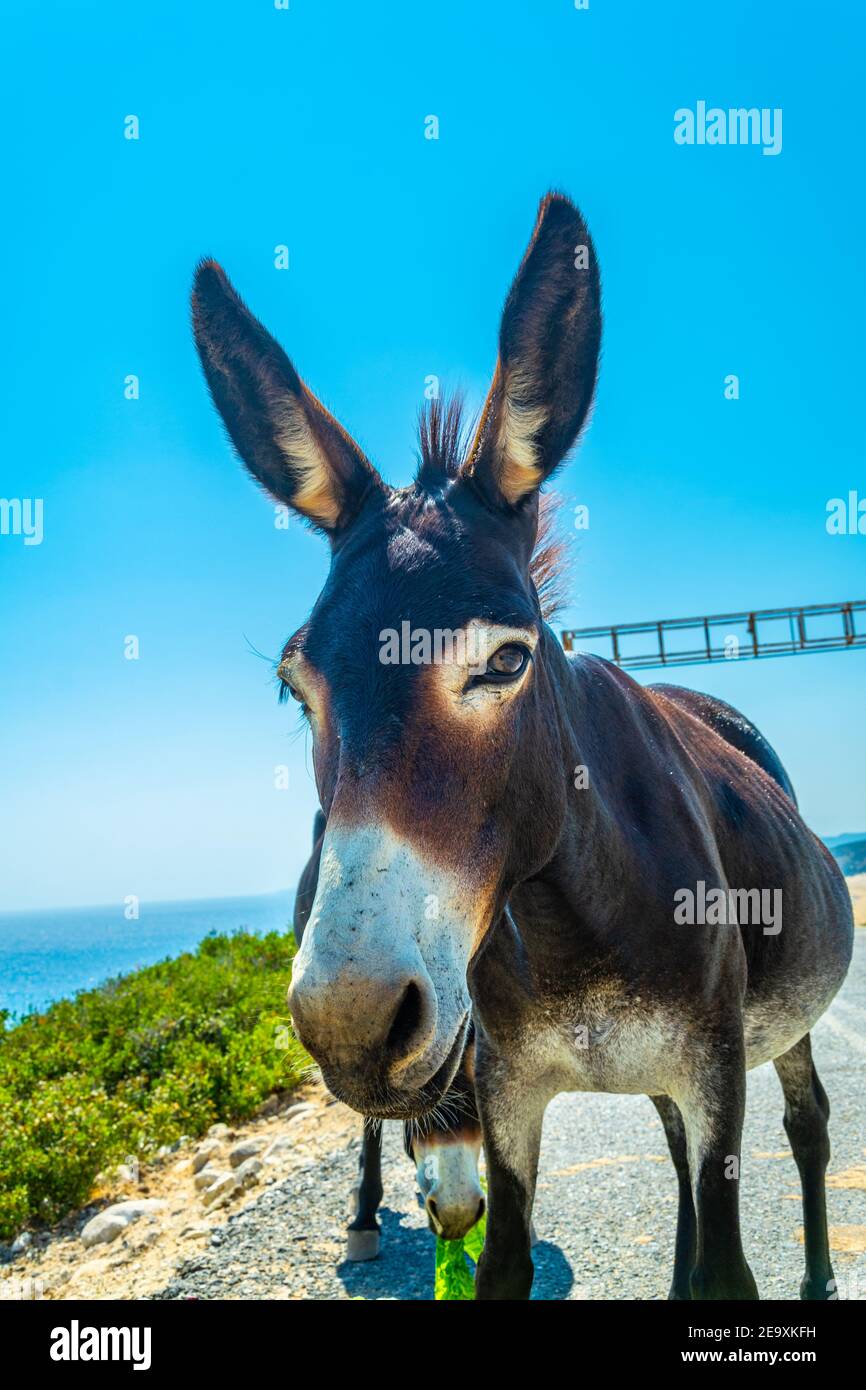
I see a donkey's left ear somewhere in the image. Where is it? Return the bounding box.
[462,193,601,509]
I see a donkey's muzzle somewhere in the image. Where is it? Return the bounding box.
[288,960,440,1097]
[426,1187,486,1241]
[288,823,475,1116]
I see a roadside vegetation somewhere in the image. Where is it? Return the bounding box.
[0,930,307,1240]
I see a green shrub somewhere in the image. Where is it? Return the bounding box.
[0,930,307,1240]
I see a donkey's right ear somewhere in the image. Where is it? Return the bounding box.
[191,261,383,534]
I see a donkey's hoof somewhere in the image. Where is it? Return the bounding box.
[801,1274,836,1300]
[346,1228,381,1262]
[529,1221,539,1248]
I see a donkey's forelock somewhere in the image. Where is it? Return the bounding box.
[414,394,571,622]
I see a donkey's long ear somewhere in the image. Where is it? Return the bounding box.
[192,261,383,533]
[462,193,601,509]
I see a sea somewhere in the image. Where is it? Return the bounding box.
[0,890,294,1024]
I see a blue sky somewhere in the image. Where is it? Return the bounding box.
[0,0,863,910]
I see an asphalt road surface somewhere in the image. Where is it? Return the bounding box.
[156,932,866,1301]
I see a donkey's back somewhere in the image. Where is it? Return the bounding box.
[646,676,853,1066]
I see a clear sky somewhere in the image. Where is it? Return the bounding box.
[1,0,863,911]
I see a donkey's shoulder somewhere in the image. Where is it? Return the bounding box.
[647,683,797,804]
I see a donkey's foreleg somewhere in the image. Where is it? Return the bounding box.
[774,1033,835,1300]
[346,1118,384,1261]
[474,1063,547,1300]
[675,1030,759,1301]
[650,1094,696,1299]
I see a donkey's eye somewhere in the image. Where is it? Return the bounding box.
[277,659,308,708]
[279,678,305,706]
[478,643,531,683]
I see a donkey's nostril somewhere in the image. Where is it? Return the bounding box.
[425,1194,443,1235]
[385,980,424,1059]
[475,1195,486,1225]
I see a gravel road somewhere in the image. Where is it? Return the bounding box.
[153,933,866,1301]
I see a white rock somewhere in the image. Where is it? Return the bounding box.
[179,1223,211,1240]
[106,1199,167,1220]
[192,1139,222,1173]
[282,1101,315,1121]
[287,1107,319,1128]
[234,1157,263,1189]
[263,1135,294,1163]
[229,1138,267,1168]
[11,1232,32,1254]
[201,1173,237,1208]
[80,1199,167,1249]
[193,1164,222,1192]
[82,1214,126,1248]
[207,1123,231,1140]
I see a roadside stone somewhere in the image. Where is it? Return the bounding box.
[194,1165,222,1192]
[287,1107,319,1128]
[229,1139,267,1168]
[235,1157,263,1190]
[282,1101,315,1121]
[192,1139,222,1174]
[80,1199,167,1249]
[263,1136,295,1163]
[179,1224,211,1240]
[201,1173,238,1209]
[80,1214,127,1248]
[207,1123,231,1140]
[11,1233,32,1255]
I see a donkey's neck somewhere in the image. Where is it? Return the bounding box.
[518,636,673,936]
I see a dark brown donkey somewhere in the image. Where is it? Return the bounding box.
[193,192,854,1300]
[294,811,484,1259]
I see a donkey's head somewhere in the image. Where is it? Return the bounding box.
[193,193,601,1118]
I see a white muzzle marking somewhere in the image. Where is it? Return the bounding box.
[290,824,475,1087]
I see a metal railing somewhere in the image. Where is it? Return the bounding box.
[561,600,866,671]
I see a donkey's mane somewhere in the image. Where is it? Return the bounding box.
[415,395,570,621]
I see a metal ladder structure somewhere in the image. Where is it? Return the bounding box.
[561,600,866,672]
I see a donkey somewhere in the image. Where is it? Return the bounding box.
[193,191,854,1300]
[294,811,484,1260]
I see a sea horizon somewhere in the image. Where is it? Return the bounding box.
[0,888,295,1024]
